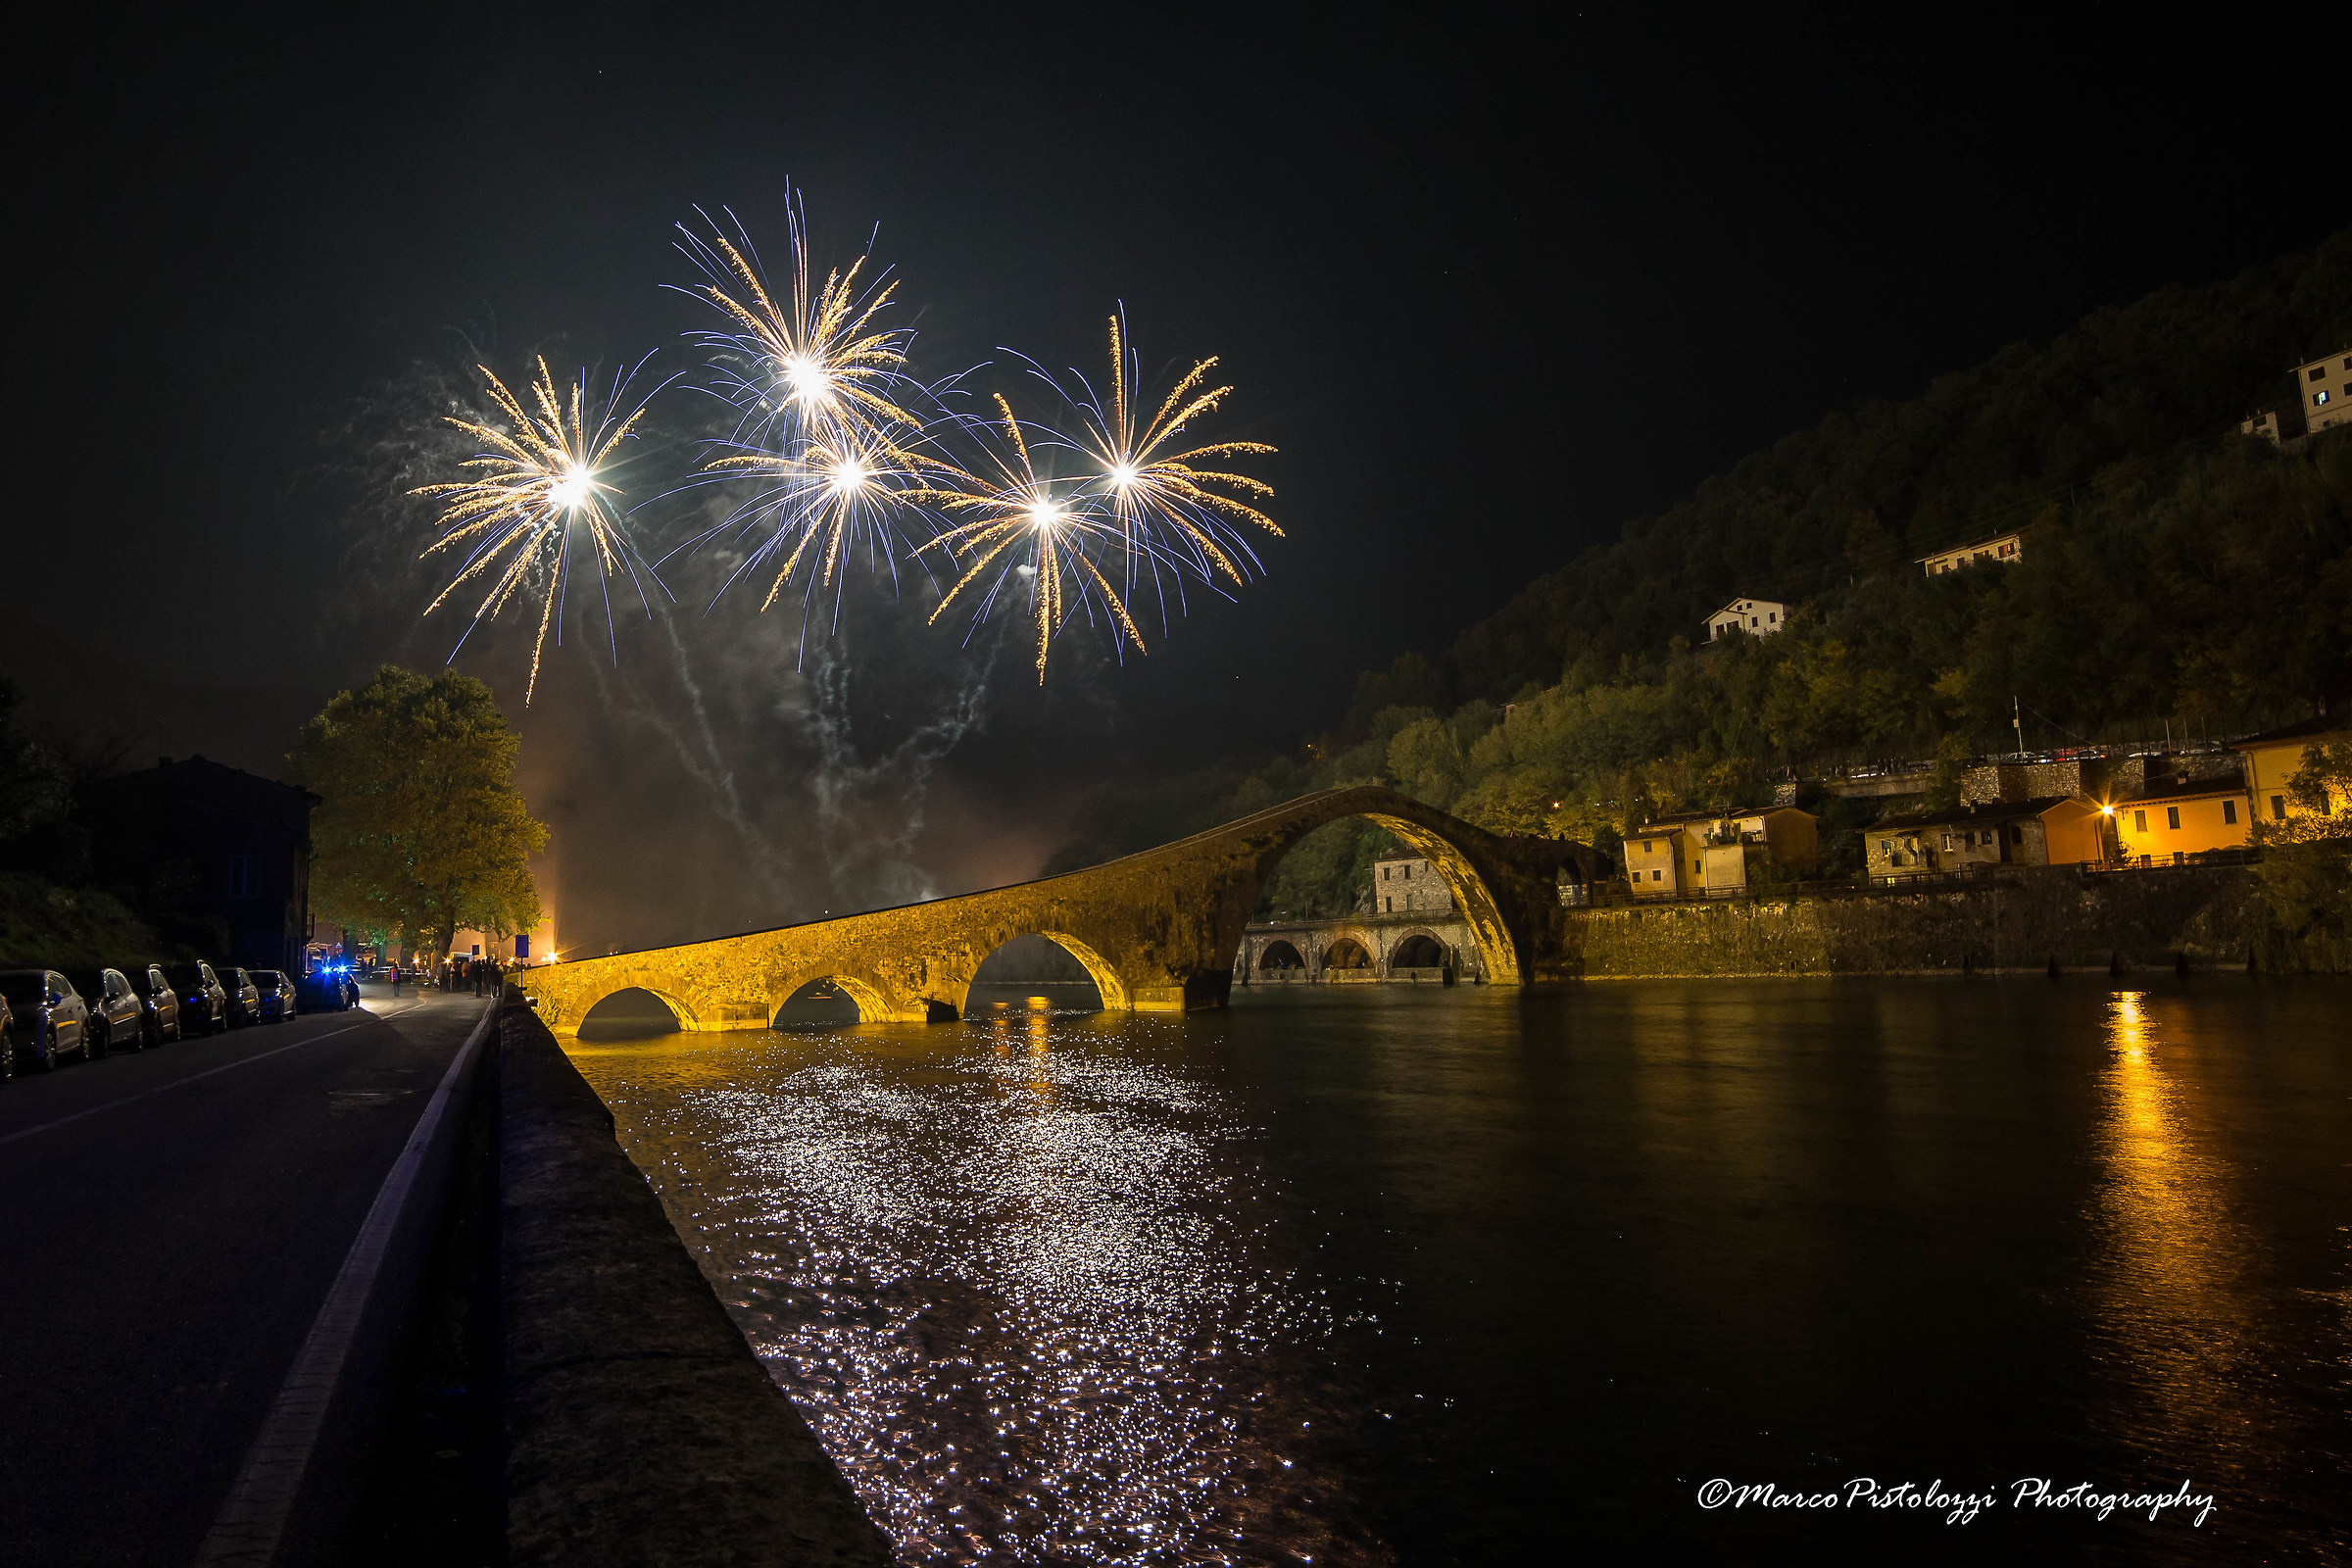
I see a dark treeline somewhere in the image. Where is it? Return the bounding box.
[1046,231,2352,910]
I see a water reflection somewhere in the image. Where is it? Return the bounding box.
[566,979,2352,1565]
[2092,991,2274,1483]
[576,1003,1384,1566]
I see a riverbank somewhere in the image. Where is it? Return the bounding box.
[497,999,891,1565]
[1555,862,2297,977]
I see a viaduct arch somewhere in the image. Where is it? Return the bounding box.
[528,785,1602,1033]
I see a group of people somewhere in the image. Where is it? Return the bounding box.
[389,955,511,998]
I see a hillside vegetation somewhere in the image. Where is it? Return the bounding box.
[1048,231,2352,913]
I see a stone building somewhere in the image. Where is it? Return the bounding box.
[1236,856,1483,984]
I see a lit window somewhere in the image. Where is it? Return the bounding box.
[2223,799,2237,824]
[2132,809,2147,833]
[2167,807,2180,830]
[2317,390,2333,407]
[2273,795,2287,819]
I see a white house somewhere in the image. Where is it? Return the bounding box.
[1706,597,1786,641]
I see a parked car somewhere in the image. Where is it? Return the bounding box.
[250,969,296,1023]
[0,969,92,1070]
[64,969,147,1056]
[0,996,12,1080]
[129,963,183,1046]
[215,966,262,1027]
[160,960,229,1036]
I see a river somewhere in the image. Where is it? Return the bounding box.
[564,977,2351,1565]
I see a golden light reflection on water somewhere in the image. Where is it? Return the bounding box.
[2093,991,2279,1480]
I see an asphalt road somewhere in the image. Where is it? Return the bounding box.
[0,988,493,1567]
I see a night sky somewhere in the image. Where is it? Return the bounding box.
[13,10,2328,950]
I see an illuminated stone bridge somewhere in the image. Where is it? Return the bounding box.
[529,785,1604,1033]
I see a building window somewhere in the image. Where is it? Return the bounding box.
[1381,866,1390,880]
[227,856,260,899]
[1384,896,1392,911]
[2273,795,2287,820]
[2132,809,2147,833]
[1880,839,1891,853]
[1651,869,1663,882]
[1401,865,1410,880]
[2318,390,2333,407]
[2167,807,2181,830]
[2011,825,2024,844]
[2313,367,2329,381]
[2222,799,2237,824]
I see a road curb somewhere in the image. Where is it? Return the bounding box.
[497,1000,891,1566]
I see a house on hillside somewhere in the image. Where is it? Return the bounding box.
[1623,807,1817,896]
[2230,713,2350,829]
[1917,531,2024,575]
[2296,348,2352,436]
[1705,597,1787,641]
[1867,797,2105,879]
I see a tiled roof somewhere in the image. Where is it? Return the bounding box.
[1873,796,2080,832]
[2230,714,2346,749]
[2120,775,2249,805]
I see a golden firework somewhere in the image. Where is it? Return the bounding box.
[413,357,656,703]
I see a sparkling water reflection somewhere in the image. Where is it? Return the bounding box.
[567,979,2352,1565]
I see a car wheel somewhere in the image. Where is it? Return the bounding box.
[1,1027,13,1080]
[35,1027,58,1072]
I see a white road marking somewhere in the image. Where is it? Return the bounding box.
[191,1000,497,1568]
[0,1008,421,1149]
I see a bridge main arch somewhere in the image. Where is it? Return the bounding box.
[526,785,1598,1033]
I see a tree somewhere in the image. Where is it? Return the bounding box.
[294,666,548,962]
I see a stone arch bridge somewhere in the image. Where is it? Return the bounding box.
[529,785,1604,1033]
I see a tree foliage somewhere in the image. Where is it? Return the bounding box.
[295,665,547,959]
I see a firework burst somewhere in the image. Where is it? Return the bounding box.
[413,356,666,703]
[1057,309,1282,590]
[671,198,959,631]
[916,395,1147,681]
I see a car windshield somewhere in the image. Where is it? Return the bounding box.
[161,963,210,987]
[62,972,107,999]
[0,971,52,1005]
[252,970,284,985]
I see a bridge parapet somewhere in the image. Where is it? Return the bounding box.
[528,786,1601,1033]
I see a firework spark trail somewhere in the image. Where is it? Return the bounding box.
[413,355,673,703]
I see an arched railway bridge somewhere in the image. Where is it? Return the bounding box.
[529,785,1603,1032]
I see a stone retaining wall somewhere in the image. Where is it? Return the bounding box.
[499,1002,891,1566]
[1558,865,2266,977]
